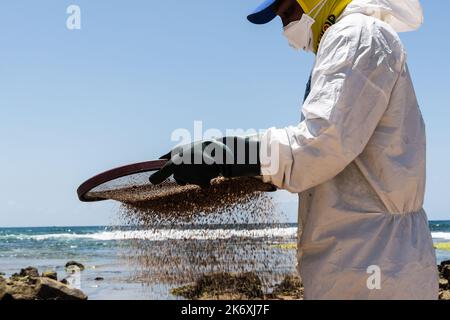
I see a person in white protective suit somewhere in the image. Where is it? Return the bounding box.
[150,0,439,300]
[250,0,439,300]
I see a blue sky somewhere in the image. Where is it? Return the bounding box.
[0,0,449,227]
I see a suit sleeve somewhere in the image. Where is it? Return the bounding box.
[260,20,405,193]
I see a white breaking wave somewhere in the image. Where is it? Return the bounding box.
[4,227,298,242]
[2,229,448,242]
[431,232,450,240]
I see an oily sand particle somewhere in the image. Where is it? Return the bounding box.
[116,177,278,223]
[107,176,295,296]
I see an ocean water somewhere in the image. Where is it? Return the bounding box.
[0,221,449,300]
[0,224,298,300]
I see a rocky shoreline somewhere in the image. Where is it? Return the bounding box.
[0,263,88,301]
[171,272,303,300]
[2,260,449,300]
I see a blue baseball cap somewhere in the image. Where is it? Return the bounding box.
[247,0,278,25]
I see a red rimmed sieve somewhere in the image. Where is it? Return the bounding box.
[77,160,168,202]
[77,160,277,209]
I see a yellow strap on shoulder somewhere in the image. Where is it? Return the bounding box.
[297,0,353,53]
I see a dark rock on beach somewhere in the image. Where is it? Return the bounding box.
[171,272,303,300]
[0,266,87,301]
[65,261,85,271]
[42,271,58,281]
[439,278,449,290]
[36,277,87,300]
[270,274,304,300]
[439,290,450,300]
[171,272,265,300]
[19,266,39,278]
[438,261,450,300]
[0,277,9,300]
[441,265,450,281]
[440,260,450,267]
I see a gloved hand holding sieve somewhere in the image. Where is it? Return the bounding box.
[150,136,262,188]
[77,136,275,204]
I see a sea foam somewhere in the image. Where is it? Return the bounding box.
[1,227,298,242]
[2,229,449,242]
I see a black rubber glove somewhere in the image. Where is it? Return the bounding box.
[149,136,261,187]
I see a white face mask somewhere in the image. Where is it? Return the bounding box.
[283,15,315,51]
[282,0,328,52]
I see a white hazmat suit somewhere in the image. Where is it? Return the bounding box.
[260,0,439,299]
